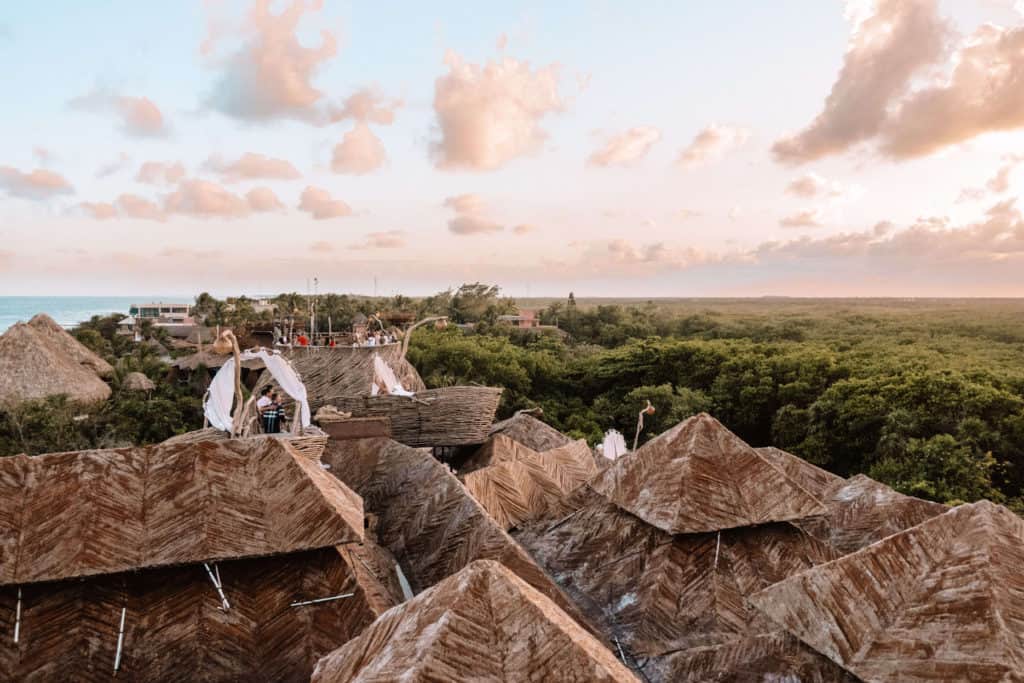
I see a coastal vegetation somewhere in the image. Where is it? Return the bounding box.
[1,288,1023,511]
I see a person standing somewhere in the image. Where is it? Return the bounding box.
[257,387,275,433]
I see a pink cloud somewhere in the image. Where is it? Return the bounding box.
[431,50,564,170]
[136,161,186,185]
[512,224,535,235]
[588,127,661,167]
[772,0,949,163]
[163,179,250,218]
[79,202,117,220]
[246,186,284,212]
[116,194,166,221]
[204,152,301,182]
[349,230,406,250]
[676,124,750,167]
[779,209,825,229]
[0,166,73,199]
[204,0,337,122]
[443,193,486,214]
[331,122,387,174]
[70,89,168,137]
[298,186,352,219]
[449,215,502,235]
[329,87,402,125]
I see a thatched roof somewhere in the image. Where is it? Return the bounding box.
[488,411,573,452]
[0,545,396,681]
[170,349,264,371]
[755,446,844,499]
[462,435,597,530]
[122,370,156,392]
[751,500,1024,682]
[589,413,827,534]
[797,474,949,554]
[312,560,638,682]
[0,322,111,405]
[28,313,114,378]
[321,437,595,633]
[0,438,362,585]
[514,485,848,682]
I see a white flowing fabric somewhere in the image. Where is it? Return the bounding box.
[601,429,628,460]
[204,349,312,432]
[371,353,415,397]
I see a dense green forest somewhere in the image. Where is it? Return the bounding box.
[3,288,1024,511]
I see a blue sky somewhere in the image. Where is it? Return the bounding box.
[1,1,1023,297]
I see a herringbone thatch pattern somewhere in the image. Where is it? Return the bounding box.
[755,446,844,499]
[590,413,827,534]
[0,547,389,682]
[796,474,948,554]
[321,438,595,633]
[0,322,112,405]
[29,313,114,378]
[488,412,573,452]
[160,429,330,460]
[513,485,849,682]
[0,439,362,585]
[325,386,503,447]
[751,500,1024,682]
[462,435,597,530]
[311,560,638,683]
[171,350,265,371]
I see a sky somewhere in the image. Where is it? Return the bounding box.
[1,0,1024,298]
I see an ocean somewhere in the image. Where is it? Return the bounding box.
[0,297,188,332]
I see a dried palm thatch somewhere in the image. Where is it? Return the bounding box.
[0,322,111,406]
[312,560,638,683]
[514,486,852,682]
[256,345,425,410]
[0,545,396,682]
[755,446,844,499]
[488,411,573,452]
[160,428,330,461]
[121,371,156,392]
[28,313,114,378]
[321,437,596,633]
[0,439,362,585]
[462,435,597,530]
[796,474,948,555]
[590,413,827,534]
[325,386,502,447]
[171,350,265,372]
[751,500,1024,682]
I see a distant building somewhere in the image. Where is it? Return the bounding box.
[120,302,198,339]
[497,309,540,329]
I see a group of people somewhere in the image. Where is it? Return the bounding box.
[256,386,287,433]
[358,331,396,347]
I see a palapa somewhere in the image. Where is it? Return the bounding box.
[751,500,1024,682]
[28,313,114,378]
[462,435,597,530]
[171,349,265,372]
[755,446,844,499]
[488,411,573,452]
[0,322,111,405]
[161,428,330,461]
[121,371,156,392]
[590,413,827,534]
[312,560,639,683]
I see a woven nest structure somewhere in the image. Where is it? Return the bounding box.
[312,560,638,683]
[0,438,403,681]
[321,437,596,634]
[121,371,156,393]
[751,500,1024,681]
[461,434,598,530]
[28,313,113,378]
[0,322,111,406]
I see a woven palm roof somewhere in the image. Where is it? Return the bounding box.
[750,500,1024,682]
[755,446,844,499]
[462,435,597,530]
[589,413,827,534]
[122,371,156,392]
[170,349,265,371]
[28,313,114,378]
[0,322,111,405]
[797,474,949,554]
[0,438,363,585]
[488,411,573,452]
[311,559,638,683]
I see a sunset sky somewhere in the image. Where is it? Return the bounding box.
[2,0,1023,297]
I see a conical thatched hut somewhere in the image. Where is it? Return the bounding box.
[0,438,400,681]
[122,371,156,393]
[28,313,114,378]
[312,560,638,683]
[0,322,111,405]
[488,411,573,452]
[751,500,1024,682]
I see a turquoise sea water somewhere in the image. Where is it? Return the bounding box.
[0,297,187,332]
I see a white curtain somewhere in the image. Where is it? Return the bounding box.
[204,349,311,432]
[371,353,415,397]
[601,429,628,460]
